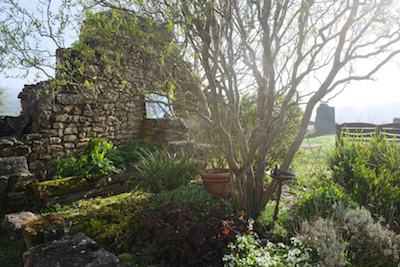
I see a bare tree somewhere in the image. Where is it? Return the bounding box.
[0,86,7,114]
[2,0,400,215]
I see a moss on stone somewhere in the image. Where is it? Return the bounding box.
[117,253,135,262]
[29,174,101,199]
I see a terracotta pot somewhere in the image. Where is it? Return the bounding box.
[200,171,231,200]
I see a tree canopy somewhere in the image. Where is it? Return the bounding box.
[1,0,400,214]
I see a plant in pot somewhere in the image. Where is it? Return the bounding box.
[200,150,232,200]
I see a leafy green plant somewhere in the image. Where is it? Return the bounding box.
[153,184,216,210]
[294,183,358,222]
[137,148,203,193]
[52,138,121,179]
[52,138,151,179]
[329,133,400,222]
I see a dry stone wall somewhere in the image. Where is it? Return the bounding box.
[0,12,193,212]
[0,80,189,211]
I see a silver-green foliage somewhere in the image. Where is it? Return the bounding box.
[299,204,400,267]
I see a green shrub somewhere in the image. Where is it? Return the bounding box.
[329,133,400,222]
[294,183,358,222]
[137,148,203,193]
[153,184,216,210]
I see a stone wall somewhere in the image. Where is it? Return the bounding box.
[0,12,195,212]
[0,82,189,210]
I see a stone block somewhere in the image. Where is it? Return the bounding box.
[24,133,42,141]
[23,233,123,267]
[48,145,63,153]
[56,93,87,105]
[64,143,75,149]
[22,214,65,248]
[0,157,28,175]
[3,211,38,241]
[0,176,9,195]
[64,127,78,135]
[0,146,31,157]
[64,135,78,142]
[49,137,62,144]
[0,136,24,148]
[83,110,94,116]
[9,171,36,191]
[55,114,69,122]
[68,115,80,123]
[42,129,58,137]
[52,122,65,129]
[29,161,46,171]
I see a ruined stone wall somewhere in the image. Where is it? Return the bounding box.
[0,81,189,211]
[0,11,193,211]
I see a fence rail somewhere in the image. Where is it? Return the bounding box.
[335,123,400,146]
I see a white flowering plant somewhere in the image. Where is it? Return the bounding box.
[223,219,314,267]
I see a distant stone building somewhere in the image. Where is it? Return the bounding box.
[315,103,335,136]
[393,118,400,123]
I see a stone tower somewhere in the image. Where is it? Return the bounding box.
[315,103,335,136]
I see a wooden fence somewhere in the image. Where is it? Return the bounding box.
[335,123,400,146]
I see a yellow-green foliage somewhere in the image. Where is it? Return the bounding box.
[30,174,99,198]
[79,194,156,252]
[43,191,156,253]
[117,253,135,262]
[23,214,64,234]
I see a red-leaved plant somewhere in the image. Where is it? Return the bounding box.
[140,202,249,266]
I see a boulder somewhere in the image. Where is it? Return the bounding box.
[23,232,125,267]
[2,211,38,241]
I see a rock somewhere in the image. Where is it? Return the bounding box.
[8,171,36,191]
[0,156,29,175]
[6,114,30,135]
[0,136,24,148]
[0,145,31,157]
[23,232,124,267]
[2,211,38,241]
[22,214,65,248]
[0,176,8,195]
